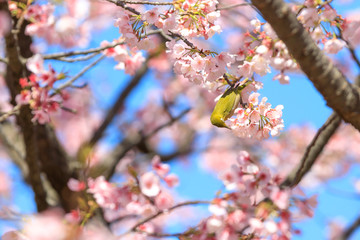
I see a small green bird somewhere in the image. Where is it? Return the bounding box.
[210,80,251,129]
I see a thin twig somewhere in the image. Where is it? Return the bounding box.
[168,31,196,48]
[0,104,21,122]
[125,200,209,233]
[120,0,173,5]
[41,29,161,61]
[104,108,191,179]
[88,56,150,146]
[135,231,183,238]
[42,41,124,60]
[52,53,100,63]
[217,2,252,11]
[0,57,8,64]
[51,55,105,95]
[106,0,141,15]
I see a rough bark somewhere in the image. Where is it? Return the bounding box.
[1,1,77,212]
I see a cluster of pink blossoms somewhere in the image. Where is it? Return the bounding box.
[229,92,284,139]
[184,151,317,239]
[165,19,297,91]
[295,0,360,55]
[67,156,179,227]
[167,0,221,39]
[168,41,233,89]
[16,54,65,124]
[22,3,90,48]
[101,40,145,75]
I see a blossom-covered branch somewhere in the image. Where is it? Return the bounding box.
[251,0,360,131]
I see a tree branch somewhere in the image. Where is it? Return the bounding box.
[88,56,150,147]
[1,1,49,211]
[281,112,341,188]
[124,200,209,234]
[105,0,141,15]
[51,55,106,96]
[52,53,100,63]
[0,104,21,123]
[281,74,360,188]
[251,0,360,131]
[90,108,190,179]
[337,215,360,240]
[42,41,124,60]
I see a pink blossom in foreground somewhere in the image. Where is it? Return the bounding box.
[23,210,67,240]
[140,171,161,197]
[298,7,319,28]
[151,155,170,177]
[67,178,86,192]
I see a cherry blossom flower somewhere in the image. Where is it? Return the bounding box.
[67,178,86,192]
[143,8,159,25]
[155,191,174,210]
[298,8,319,27]
[151,155,170,177]
[273,73,290,84]
[87,176,121,209]
[164,173,180,187]
[270,188,290,210]
[140,172,161,197]
[324,38,346,54]
[64,209,82,224]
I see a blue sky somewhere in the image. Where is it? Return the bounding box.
[2,1,360,239]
